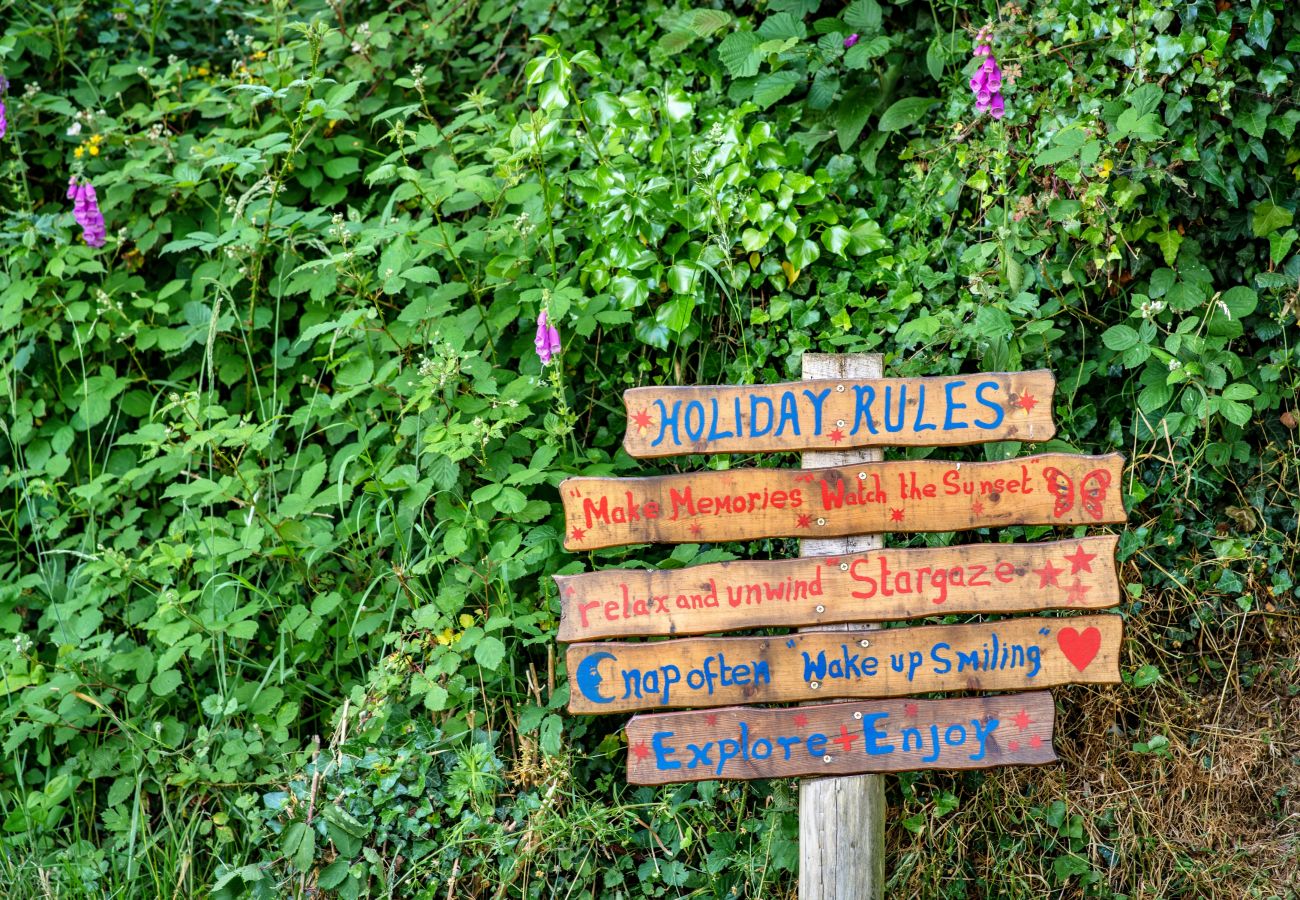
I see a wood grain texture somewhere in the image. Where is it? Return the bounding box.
[624,691,1058,784]
[560,452,1126,550]
[567,613,1121,713]
[554,535,1121,641]
[622,370,1057,457]
[797,353,885,900]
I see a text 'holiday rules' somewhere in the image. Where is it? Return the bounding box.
[624,692,1057,784]
[560,453,1125,551]
[622,371,1057,457]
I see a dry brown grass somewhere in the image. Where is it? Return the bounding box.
[884,605,1300,899]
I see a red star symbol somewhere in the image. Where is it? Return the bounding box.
[1017,393,1038,412]
[689,522,703,537]
[792,713,809,728]
[631,408,653,429]
[1032,560,1063,589]
[904,702,919,718]
[1028,734,1043,749]
[832,725,859,752]
[631,740,651,761]
[1013,709,1033,731]
[971,499,985,516]
[569,526,587,543]
[563,585,575,596]
[828,428,845,444]
[705,713,719,726]
[1063,545,1097,574]
[797,513,813,529]
[889,508,905,522]
[1064,579,1092,605]
[1008,739,1020,752]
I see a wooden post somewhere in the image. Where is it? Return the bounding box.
[799,353,886,900]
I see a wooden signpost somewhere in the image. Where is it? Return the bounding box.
[560,453,1125,550]
[624,691,1058,784]
[556,535,1121,641]
[622,370,1057,457]
[554,355,1128,900]
[566,614,1122,713]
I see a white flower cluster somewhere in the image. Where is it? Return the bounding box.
[1138,299,1165,318]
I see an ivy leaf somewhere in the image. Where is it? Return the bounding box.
[718,32,760,78]
[876,97,937,132]
[1148,229,1183,267]
[1252,201,1293,237]
[821,225,851,256]
[787,238,821,270]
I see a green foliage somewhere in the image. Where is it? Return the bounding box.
[0,0,1297,896]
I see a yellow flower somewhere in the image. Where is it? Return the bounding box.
[88,144,99,156]
[74,146,84,158]
[1098,159,1113,180]
[197,66,210,76]
[251,51,266,60]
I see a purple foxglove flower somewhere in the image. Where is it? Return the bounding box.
[0,100,6,140]
[534,310,561,365]
[68,176,106,248]
[969,43,1007,119]
[844,33,860,49]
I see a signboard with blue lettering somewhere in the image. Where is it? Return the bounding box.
[555,535,1121,641]
[621,371,1056,457]
[566,614,1121,714]
[554,360,1128,787]
[624,691,1057,784]
[561,453,1125,551]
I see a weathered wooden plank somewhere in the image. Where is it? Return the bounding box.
[622,370,1057,457]
[555,535,1120,641]
[567,613,1121,714]
[797,352,886,900]
[625,691,1058,784]
[561,452,1126,551]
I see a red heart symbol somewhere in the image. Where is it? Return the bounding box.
[1057,626,1101,672]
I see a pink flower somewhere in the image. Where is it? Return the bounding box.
[67,176,106,248]
[534,310,561,365]
[969,43,1009,119]
[844,33,860,49]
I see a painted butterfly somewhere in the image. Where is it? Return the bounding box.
[1042,467,1111,520]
